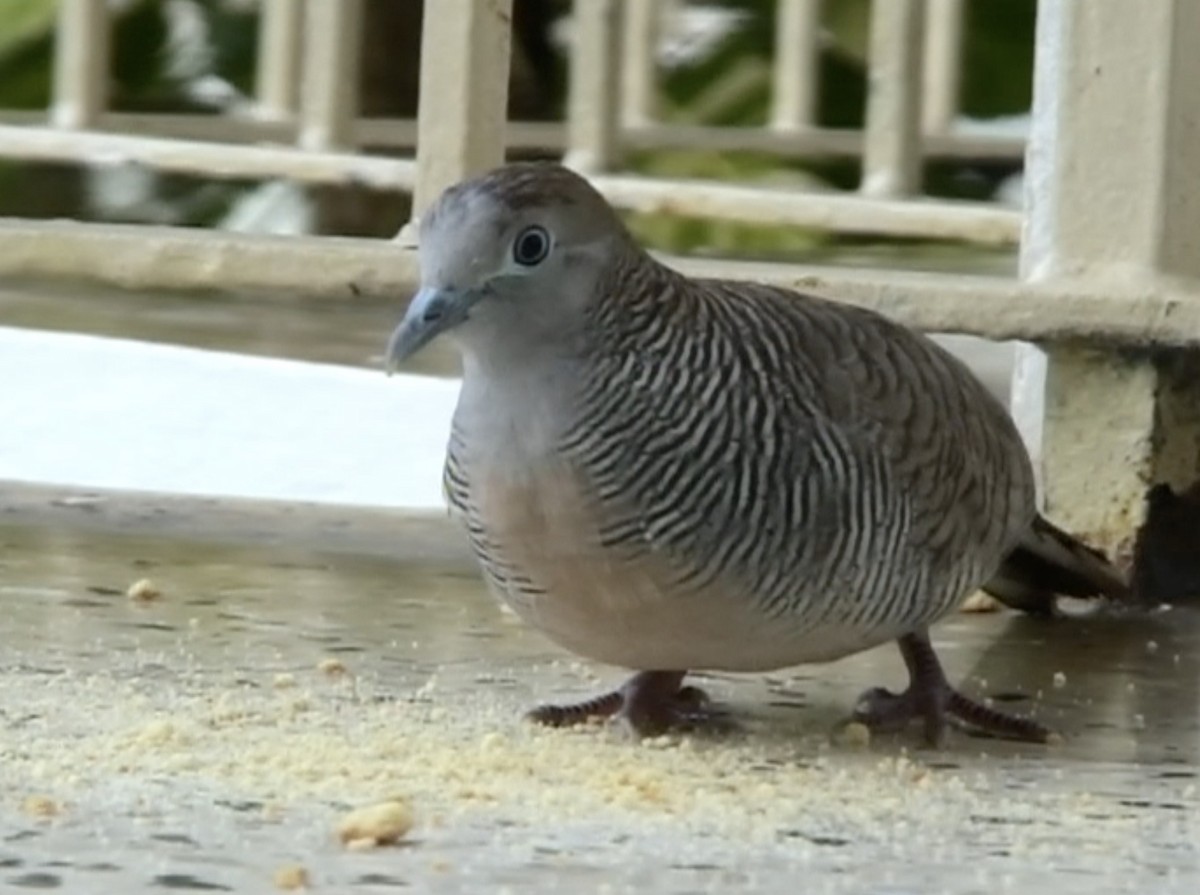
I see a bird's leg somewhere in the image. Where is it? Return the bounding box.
[851,631,1054,746]
[526,670,718,736]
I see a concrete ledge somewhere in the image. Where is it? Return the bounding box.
[0,326,455,507]
[0,125,417,190]
[2,218,1198,347]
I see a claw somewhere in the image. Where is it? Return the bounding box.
[851,632,1055,746]
[526,671,732,737]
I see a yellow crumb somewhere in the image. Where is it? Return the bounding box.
[833,721,872,748]
[272,864,310,890]
[336,799,414,848]
[126,578,161,602]
[21,795,61,818]
[959,592,1001,613]
[479,731,506,751]
[134,719,188,746]
[261,803,286,823]
[273,673,297,690]
[317,657,348,677]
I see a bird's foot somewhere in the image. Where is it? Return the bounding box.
[526,670,728,737]
[851,683,1054,746]
[850,633,1056,747]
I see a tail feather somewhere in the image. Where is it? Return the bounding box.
[983,515,1131,616]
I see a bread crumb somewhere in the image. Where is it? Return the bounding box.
[262,803,285,823]
[1146,640,1159,654]
[833,722,872,748]
[959,592,1001,613]
[1045,732,1065,747]
[337,799,414,848]
[273,864,310,890]
[135,719,188,746]
[317,657,348,677]
[21,795,60,818]
[1052,671,1067,689]
[479,731,506,751]
[273,673,297,690]
[127,578,161,602]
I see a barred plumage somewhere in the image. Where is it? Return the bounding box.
[387,161,1129,744]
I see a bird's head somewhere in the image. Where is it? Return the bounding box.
[385,162,631,371]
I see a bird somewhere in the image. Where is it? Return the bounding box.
[384,161,1129,746]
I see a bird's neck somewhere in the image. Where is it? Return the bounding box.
[582,248,695,349]
[452,348,579,477]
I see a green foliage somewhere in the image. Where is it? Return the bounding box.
[960,0,1036,115]
[0,0,56,108]
[0,0,57,56]
[108,0,170,103]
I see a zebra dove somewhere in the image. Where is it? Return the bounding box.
[385,162,1128,745]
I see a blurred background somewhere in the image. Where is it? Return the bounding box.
[0,0,1033,259]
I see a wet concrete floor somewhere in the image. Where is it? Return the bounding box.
[1,485,1196,894]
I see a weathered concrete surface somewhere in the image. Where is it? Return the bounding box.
[0,498,1195,894]
[1013,0,1200,549]
[1042,347,1200,555]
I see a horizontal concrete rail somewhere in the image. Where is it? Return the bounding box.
[0,111,564,150]
[0,126,1019,244]
[621,123,1025,160]
[1,218,1194,347]
[0,111,1027,162]
[0,125,416,190]
[590,172,1020,245]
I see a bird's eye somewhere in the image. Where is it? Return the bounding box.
[512,225,552,267]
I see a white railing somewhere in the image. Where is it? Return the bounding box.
[0,0,1197,543]
[2,0,1022,244]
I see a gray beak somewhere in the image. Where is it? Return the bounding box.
[385,286,479,373]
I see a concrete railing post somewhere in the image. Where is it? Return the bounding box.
[298,0,362,150]
[921,0,963,135]
[409,0,514,226]
[255,0,304,122]
[566,0,624,174]
[621,0,659,127]
[861,0,926,197]
[1014,0,1200,550]
[52,0,110,129]
[770,0,823,132]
